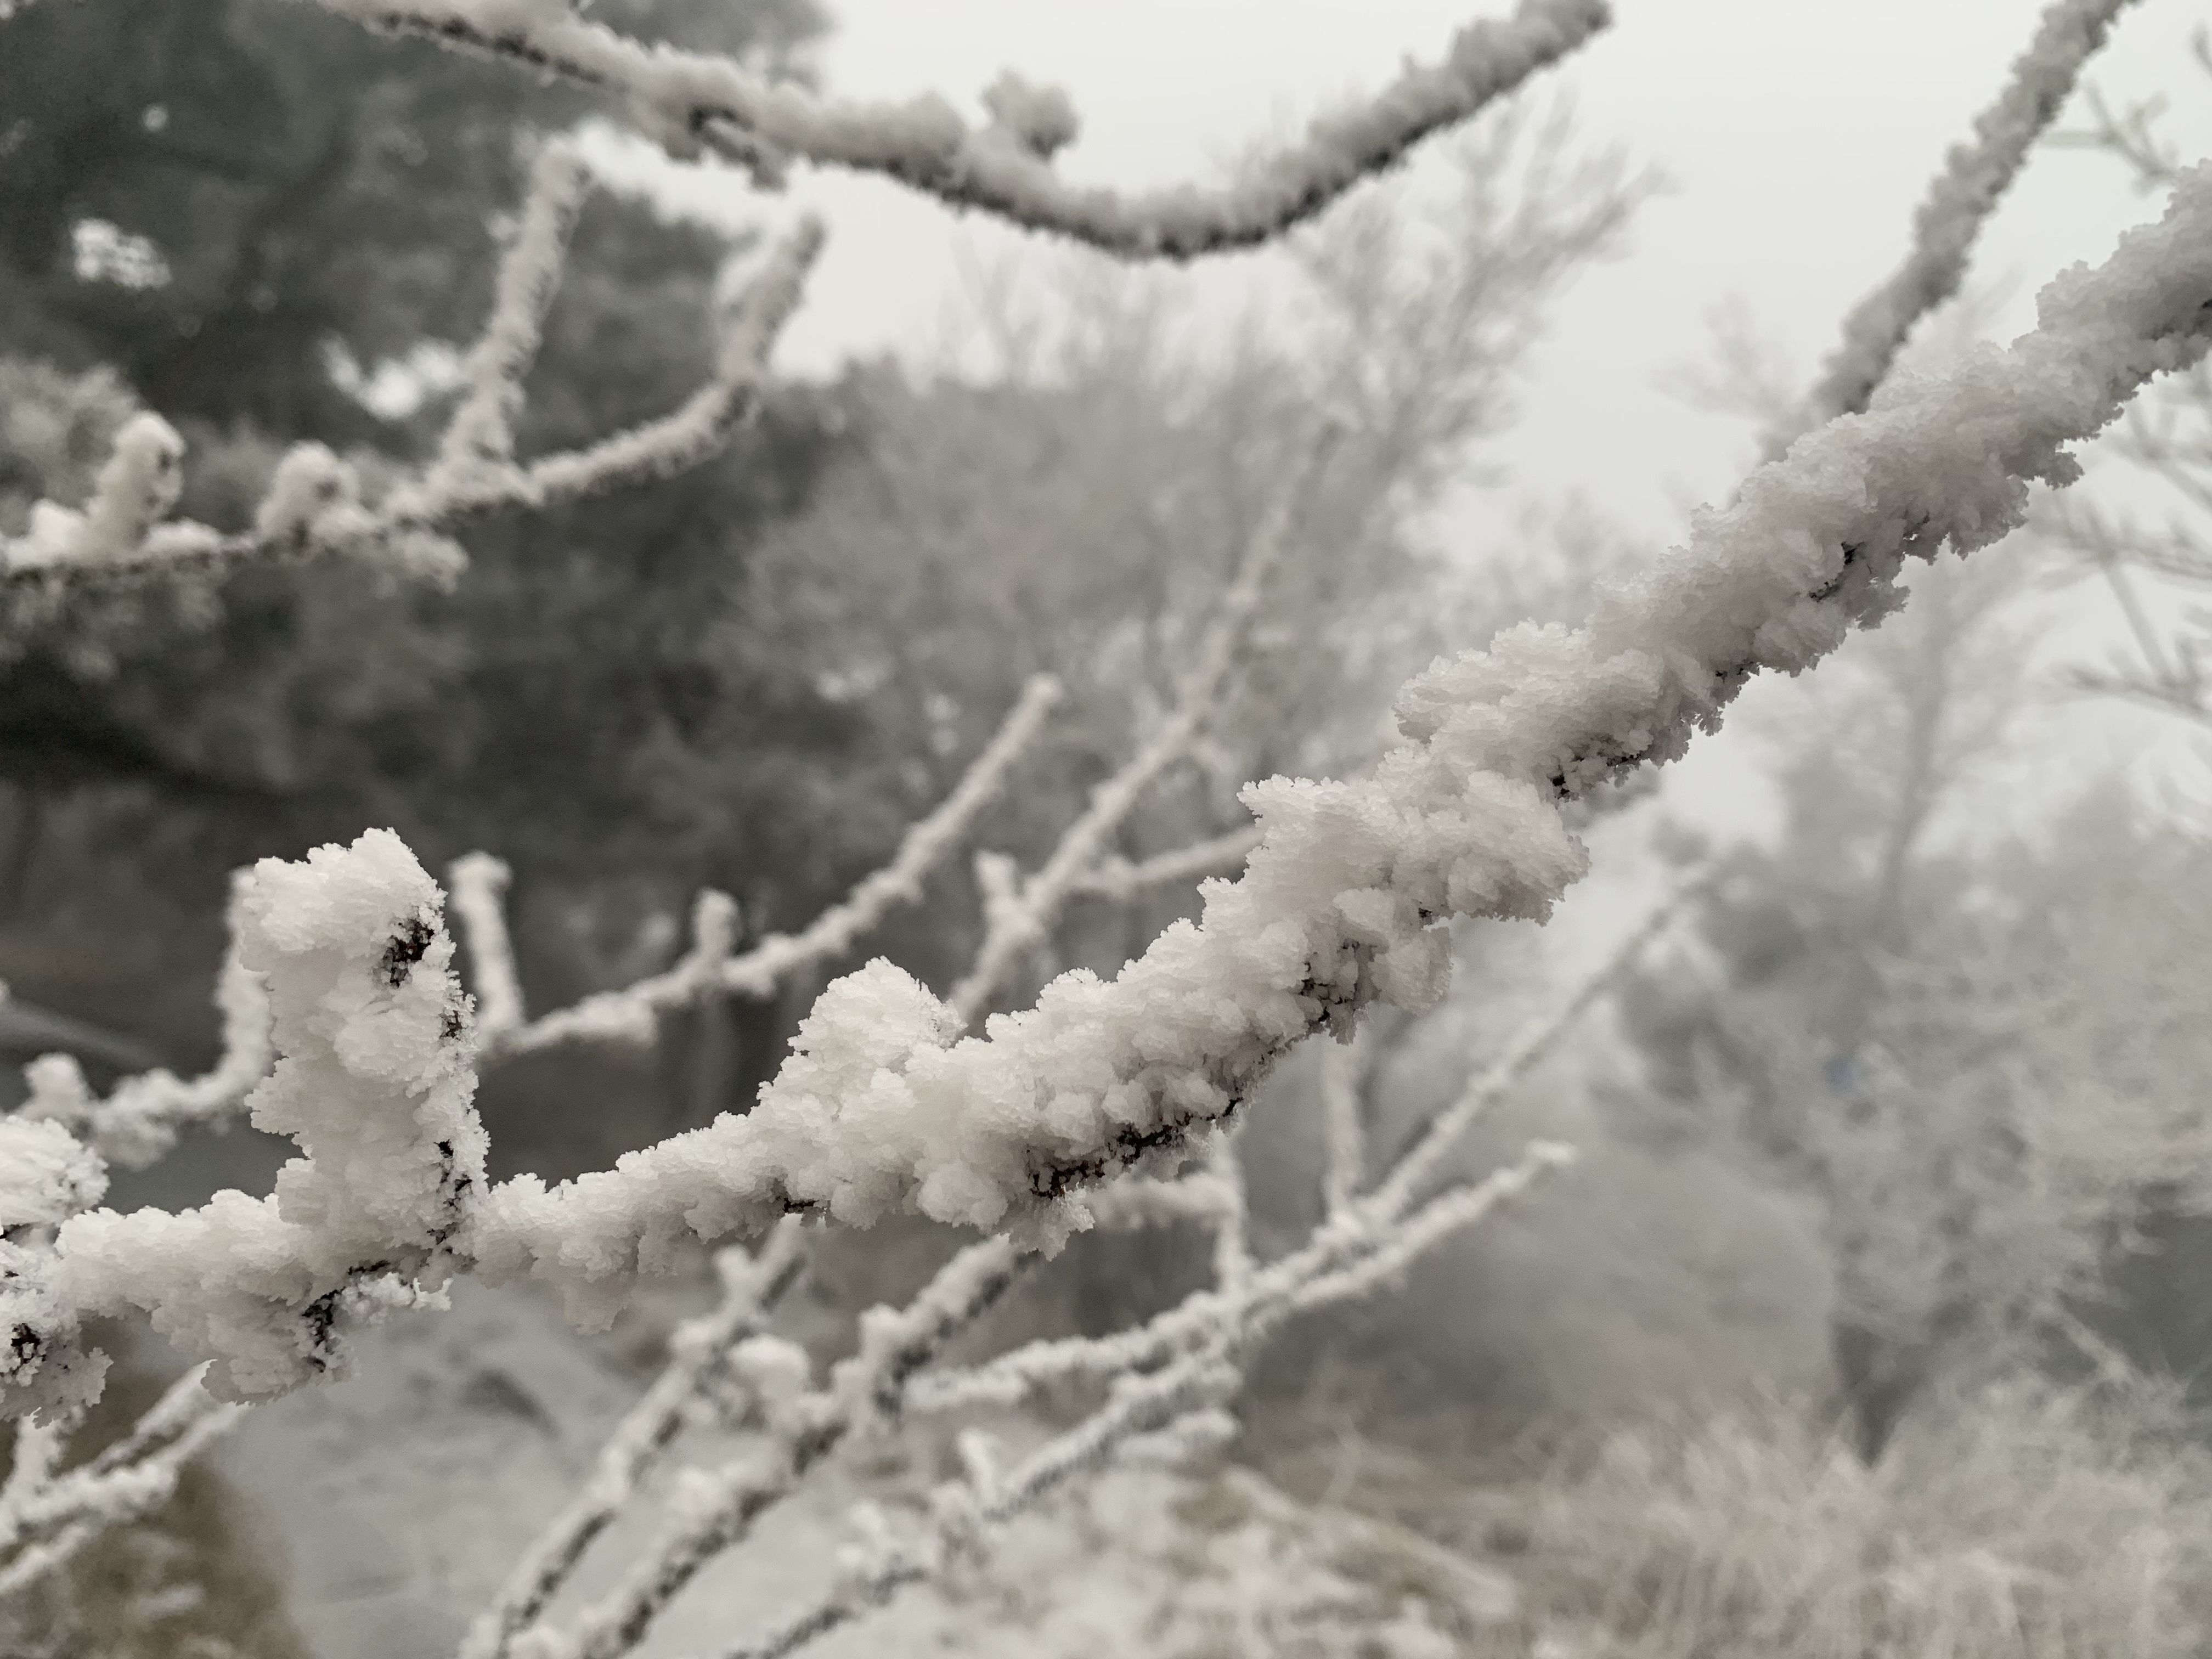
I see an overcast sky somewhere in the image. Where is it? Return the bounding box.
[610,0,2211,837]
[687,0,2211,530]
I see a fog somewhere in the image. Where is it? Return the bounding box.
[2,2,2211,1656]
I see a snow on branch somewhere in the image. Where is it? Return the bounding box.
[655,1094,1575,1658]
[461,867,1683,1659]
[0,148,821,590]
[21,831,486,1409]
[514,1236,1034,1659]
[902,871,1694,1422]
[1775,0,2142,451]
[14,172,2212,1420]
[312,0,1606,257]
[445,168,2212,1307]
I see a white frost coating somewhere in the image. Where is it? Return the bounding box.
[462,872,1686,1659]
[464,165,2212,1305]
[1069,826,1262,902]
[978,71,1080,160]
[1780,0,2142,448]
[0,1118,106,1233]
[21,872,273,1169]
[314,0,1605,257]
[0,183,819,590]
[52,831,486,1398]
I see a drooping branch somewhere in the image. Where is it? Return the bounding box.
[314,0,1608,258]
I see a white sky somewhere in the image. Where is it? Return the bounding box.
[608,0,2212,838]
[641,0,2207,527]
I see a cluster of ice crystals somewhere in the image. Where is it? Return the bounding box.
[53,831,486,1398]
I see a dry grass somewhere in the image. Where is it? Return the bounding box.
[1483,1383,2212,1658]
[1263,1378,2212,1659]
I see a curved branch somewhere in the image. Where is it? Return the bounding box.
[317,0,1609,258]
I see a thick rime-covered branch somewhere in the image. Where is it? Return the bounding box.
[465,865,1662,1658]
[1769,0,2142,454]
[0,149,821,589]
[947,441,1333,1026]
[9,831,487,1412]
[12,150,2208,1426]
[310,0,1606,258]
[903,871,1694,1422]
[443,173,2212,1312]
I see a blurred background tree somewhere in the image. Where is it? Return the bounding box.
[0,0,870,1180]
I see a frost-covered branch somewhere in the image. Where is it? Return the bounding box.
[0,149,821,589]
[1367,861,1713,1215]
[424,145,594,498]
[448,854,529,1042]
[1770,0,2140,454]
[476,866,1657,1659]
[450,168,2212,1306]
[945,444,1331,1026]
[1319,1032,1371,1218]
[509,1237,1031,1659]
[14,673,1059,1171]
[18,170,2212,1417]
[314,0,1606,258]
[8,831,486,1414]
[904,870,1695,1423]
